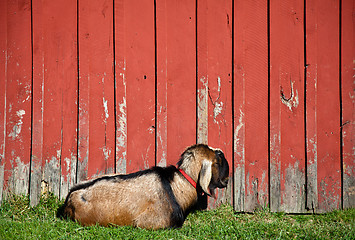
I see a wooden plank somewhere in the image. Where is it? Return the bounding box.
[32,0,78,203]
[114,0,127,174]
[196,0,233,208]
[306,0,341,213]
[0,0,7,203]
[234,0,269,212]
[269,0,306,213]
[2,0,32,199]
[341,0,355,209]
[78,0,115,180]
[156,0,196,167]
[115,0,155,173]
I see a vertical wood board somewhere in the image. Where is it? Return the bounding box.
[78,0,115,181]
[156,0,197,166]
[306,0,341,212]
[269,0,306,213]
[341,0,355,209]
[123,0,156,173]
[32,0,78,202]
[234,0,269,212]
[3,0,32,198]
[197,0,233,208]
[114,0,127,174]
[0,0,7,203]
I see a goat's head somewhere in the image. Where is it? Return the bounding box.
[177,144,229,197]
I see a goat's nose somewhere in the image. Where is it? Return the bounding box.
[222,177,229,186]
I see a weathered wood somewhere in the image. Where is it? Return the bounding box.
[156,0,197,166]
[0,0,7,203]
[234,0,269,212]
[197,0,233,208]
[341,0,355,209]
[270,0,306,213]
[78,0,115,181]
[114,0,127,174]
[2,0,32,200]
[117,0,156,173]
[31,0,78,204]
[306,0,342,213]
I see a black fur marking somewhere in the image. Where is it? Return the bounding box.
[155,166,185,228]
[217,150,229,180]
[67,169,154,196]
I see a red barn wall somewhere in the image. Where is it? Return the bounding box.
[0,0,354,213]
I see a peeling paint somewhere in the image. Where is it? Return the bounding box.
[213,102,224,122]
[8,156,30,196]
[59,153,77,200]
[116,96,127,174]
[281,161,305,213]
[270,132,281,212]
[319,177,341,212]
[234,108,244,159]
[209,77,224,124]
[141,144,151,170]
[43,155,61,196]
[157,104,167,167]
[280,80,299,111]
[197,76,208,144]
[102,145,111,162]
[307,134,318,211]
[102,97,109,122]
[343,160,355,208]
[234,166,245,211]
[8,109,25,140]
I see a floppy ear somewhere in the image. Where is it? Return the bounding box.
[199,160,212,196]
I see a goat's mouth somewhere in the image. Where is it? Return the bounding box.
[207,178,229,198]
[218,178,229,188]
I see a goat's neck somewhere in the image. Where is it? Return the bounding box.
[170,172,199,212]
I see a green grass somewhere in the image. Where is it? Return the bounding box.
[0,193,354,240]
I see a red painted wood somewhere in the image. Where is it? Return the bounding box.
[341,0,355,209]
[115,0,155,173]
[114,0,127,174]
[0,0,7,202]
[234,0,269,212]
[32,0,78,201]
[78,0,115,180]
[156,0,197,166]
[270,0,306,213]
[197,0,233,208]
[306,0,341,212]
[2,0,32,197]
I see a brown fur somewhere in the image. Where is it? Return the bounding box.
[60,144,229,229]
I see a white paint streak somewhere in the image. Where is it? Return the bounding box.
[116,60,127,174]
[117,97,127,147]
[8,110,25,140]
[213,102,223,122]
[234,108,244,158]
[102,146,111,161]
[103,97,109,122]
[212,77,223,123]
[197,76,208,144]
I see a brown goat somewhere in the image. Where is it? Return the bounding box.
[60,144,229,229]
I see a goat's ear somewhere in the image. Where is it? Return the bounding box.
[199,160,212,196]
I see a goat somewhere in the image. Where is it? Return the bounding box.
[59,144,229,229]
